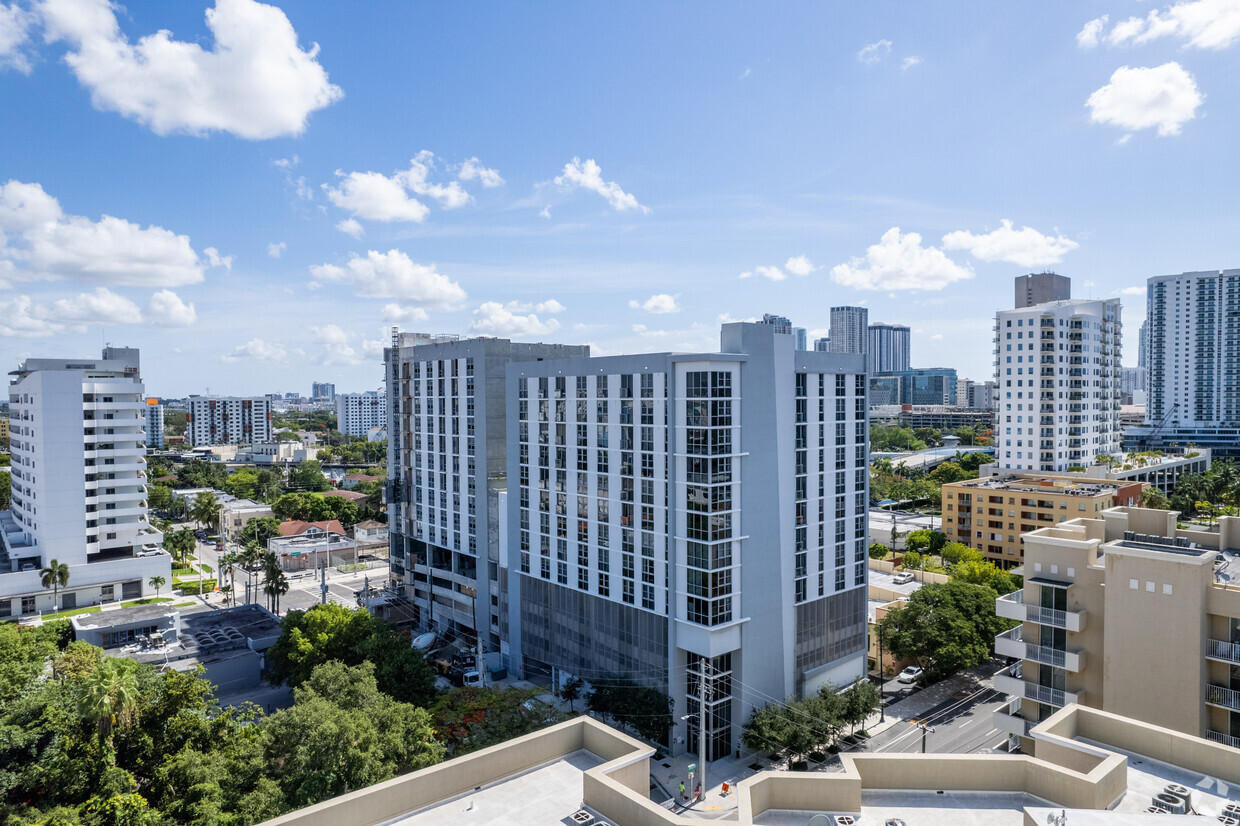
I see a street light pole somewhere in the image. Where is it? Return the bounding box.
[698,660,710,803]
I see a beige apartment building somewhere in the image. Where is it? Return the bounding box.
[993,506,1240,751]
[941,474,1143,568]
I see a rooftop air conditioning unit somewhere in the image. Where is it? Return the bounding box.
[1153,793,1187,815]
[1163,783,1191,810]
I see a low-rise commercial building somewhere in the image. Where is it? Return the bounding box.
[979,448,1211,495]
[219,498,274,542]
[942,475,1143,568]
[268,519,354,571]
[993,506,1240,752]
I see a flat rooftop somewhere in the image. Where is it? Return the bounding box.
[384,750,604,825]
[755,790,1037,826]
[955,476,1126,496]
[869,567,924,596]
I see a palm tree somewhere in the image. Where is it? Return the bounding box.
[148,575,165,599]
[219,551,239,608]
[80,659,141,748]
[190,491,219,532]
[163,527,195,567]
[40,559,70,617]
[262,552,288,614]
[239,542,264,605]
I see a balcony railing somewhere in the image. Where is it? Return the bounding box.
[1208,639,1240,665]
[995,626,1023,659]
[1025,643,1084,672]
[1026,603,1086,633]
[1207,730,1240,750]
[993,668,1079,709]
[993,697,1031,738]
[1207,684,1240,712]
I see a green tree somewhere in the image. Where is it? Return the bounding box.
[840,678,881,734]
[952,559,1019,595]
[189,492,219,531]
[262,552,289,614]
[430,686,566,756]
[265,604,436,706]
[928,461,969,484]
[148,576,165,599]
[148,484,174,512]
[0,471,9,509]
[941,541,983,566]
[586,677,673,744]
[868,542,890,560]
[561,676,584,713]
[1141,486,1170,510]
[163,527,196,566]
[80,659,142,748]
[878,581,1014,681]
[913,427,944,448]
[287,460,330,493]
[40,558,70,617]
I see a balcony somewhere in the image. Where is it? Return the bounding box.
[1026,603,1086,633]
[1207,684,1240,712]
[1207,638,1240,665]
[996,590,1026,622]
[995,626,1024,659]
[993,696,1032,738]
[1025,642,1084,672]
[1207,730,1240,750]
[993,669,1079,708]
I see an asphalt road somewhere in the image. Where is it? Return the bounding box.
[861,683,1009,755]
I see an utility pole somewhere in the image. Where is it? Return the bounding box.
[698,660,710,803]
[319,559,328,604]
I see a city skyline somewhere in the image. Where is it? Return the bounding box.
[2,1,1239,395]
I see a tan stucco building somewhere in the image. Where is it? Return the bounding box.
[941,474,1143,568]
[993,506,1240,751]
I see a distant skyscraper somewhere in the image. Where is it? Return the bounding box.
[1014,272,1071,308]
[761,314,793,334]
[186,397,273,446]
[1138,319,1149,370]
[335,390,386,437]
[143,399,165,449]
[994,296,1122,472]
[814,337,830,352]
[829,306,868,355]
[311,382,336,403]
[867,323,911,373]
[793,327,807,351]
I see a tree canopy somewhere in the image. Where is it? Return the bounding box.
[878,581,1015,681]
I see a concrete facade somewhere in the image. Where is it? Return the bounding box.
[943,474,1143,568]
[0,347,169,618]
[829,306,868,355]
[1014,272,1071,308]
[505,323,869,761]
[867,322,911,373]
[186,396,273,446]
[336,390,385,437]
[993,506,1240,751]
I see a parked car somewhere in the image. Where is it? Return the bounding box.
[897,666,924,684]
[892,571,916,585]
[462,670,482,687]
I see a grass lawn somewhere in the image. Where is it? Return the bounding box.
[35,595,175,621]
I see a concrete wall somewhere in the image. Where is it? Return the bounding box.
[1065,706,1240,786]
[869,558,950,585]
[739,770,861,821]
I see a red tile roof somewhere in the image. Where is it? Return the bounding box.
[322,489,368,501]
[277,519,345,537]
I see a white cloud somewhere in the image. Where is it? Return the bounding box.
[784,255,816,276]
[1077,15,1109,48]
[738,265,787,281]
[941,220,1080,268]
[50,287,142,325]
[381,303,429,323]
[1116,285,1147,296]
[458,157,504,188]
[0,296,61,337]
[554,158,649,213]
[267,241,286,258]
[323,151,479,224]
[1086,62,1202,136]
[739,67,751,79]
[505,298,566,314]
[222,338,287,362]
[39,0,343,139]
[310,323,362,365]
[203,246,232,270]
[0,179,208,286]
[539,205,552,219]
[857,39,892,64]
[0,3,36,73]
[146,289,197,326]
[309,249,466,305]
[1104,0,1240,50]
[901,56,922,70]
[471,301,561,337]
[830,227,973,291]
[629,293,680,314]
[336,218,364,238]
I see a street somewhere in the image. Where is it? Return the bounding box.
[861,684,1009,755]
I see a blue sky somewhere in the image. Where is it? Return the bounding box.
[1,0,1237,397]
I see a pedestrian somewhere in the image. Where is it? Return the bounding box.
[695,783,702,801]
[679,781,685,800]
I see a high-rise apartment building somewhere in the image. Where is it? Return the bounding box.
[142,398,164,449]
[829,306,868,355]
[994,297,1122,472]
[185,396,273,446]
[1014,272,1071,308]
[336,390,386,437]
[1127,269,1240,459]
[761,313,793,334]
[814,337,830,352]
[311,382,336,403]
[992,506,1240,750]
[1138,319,1149,370]
[870,368,957,406]
[505,323,869,759]
[793,327,807,351]
[867,323,911,373]
[0,348,169,618]
[385,333,589,650]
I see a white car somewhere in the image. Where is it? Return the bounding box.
[897,666,924,684]
[892,571,916,585]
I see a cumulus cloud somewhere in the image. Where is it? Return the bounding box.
[0,287,148,337]
[147,289,197,326]
[1086,62,1203,136]
[39,0,343,139]
[311,323,362,365]
[0,179,209,286]
[0,3,36,73]
[901,56,922,70]
[336,218,364,238]
[267,241,286,258]
[738,265,788,281]
[941,220,1079,268]
[784,255,817,276]
[554,158,649,213]
[1077,15,1109,48]
[309,249,466,305]
[629,293,680,314]
[458,157,504,187]
[857,39,892,64]
[324,151,481,224]
[471,301,561,337]
[381,303,429,323]
[738,256,815,281]
[830,228,973,291]
[1101,0,1240,50]
[221,338,288,362]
